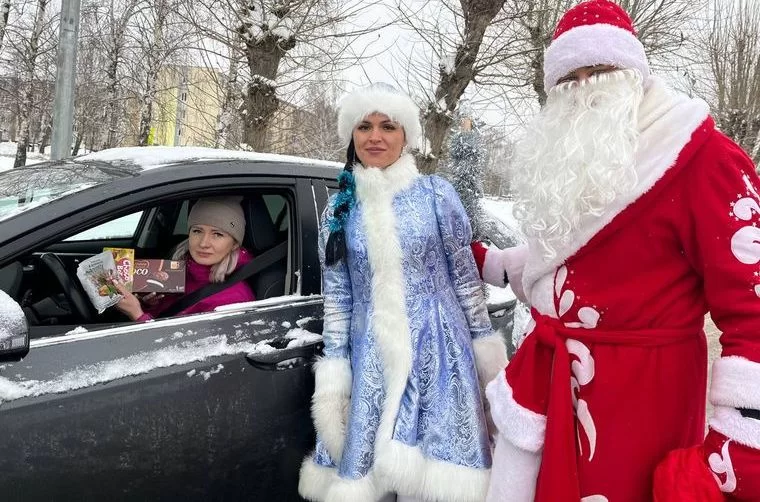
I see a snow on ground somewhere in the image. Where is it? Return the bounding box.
[0,142,50,172]
[482,196,519,232]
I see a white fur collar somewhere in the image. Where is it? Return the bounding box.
[353,153,419,203]
[523,77,710,311]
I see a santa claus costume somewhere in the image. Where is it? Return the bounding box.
[474,1,760,501]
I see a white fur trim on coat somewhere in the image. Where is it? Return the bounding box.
[485,371,546,453]
[710,356,760,410]
[299,457,378,502]
[522,77,710,314]
[312,357,353,462]
[375,439,491,502]
[473,334,508,390]
[710,405,760,450]
[338,88,422,150]
[543,23,650,91]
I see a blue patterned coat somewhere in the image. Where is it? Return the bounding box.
[299,154,506,502]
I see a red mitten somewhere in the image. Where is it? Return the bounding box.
[703,427,760,501]
[470,241,488,279]
[653,445,724,502]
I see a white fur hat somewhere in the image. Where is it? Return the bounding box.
[337,84,422,149]
[543,0,649,91]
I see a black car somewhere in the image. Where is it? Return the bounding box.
[0,148,514,501]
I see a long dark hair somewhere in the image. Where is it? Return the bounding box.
[325,139,357,266]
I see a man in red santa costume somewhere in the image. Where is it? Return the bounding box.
[471,1,760,500]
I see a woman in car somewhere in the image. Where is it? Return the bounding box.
[113,196,256,321]
[298,85,506,502]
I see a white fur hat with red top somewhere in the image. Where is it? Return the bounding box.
[543,0,650,91]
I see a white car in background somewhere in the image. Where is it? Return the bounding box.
[480,196,531,357]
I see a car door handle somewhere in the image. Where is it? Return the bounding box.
[245,340,323,371]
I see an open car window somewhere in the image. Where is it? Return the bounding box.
[19,187,296,336]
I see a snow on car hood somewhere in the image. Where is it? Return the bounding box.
[77,146,342,171]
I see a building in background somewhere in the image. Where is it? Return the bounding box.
[151,65,224,148]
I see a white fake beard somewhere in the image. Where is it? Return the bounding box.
[512,69,644,261]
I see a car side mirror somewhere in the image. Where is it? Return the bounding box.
[0,289,30,361]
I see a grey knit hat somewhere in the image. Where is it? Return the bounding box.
[188,196,246,243]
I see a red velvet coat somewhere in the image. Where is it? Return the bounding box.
[478,80,760,502]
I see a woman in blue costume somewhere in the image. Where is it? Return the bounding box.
[299,84,507,502]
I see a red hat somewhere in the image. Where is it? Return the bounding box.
[543,0,649,90]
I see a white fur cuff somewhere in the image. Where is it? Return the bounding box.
[485,371,546,452]
[299,457,336,502]
[473,335,508,389]
[709,405,760,450]
[312,357,352,462]
[710,356,760,409]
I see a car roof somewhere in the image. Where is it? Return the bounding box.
[76,146,343,174]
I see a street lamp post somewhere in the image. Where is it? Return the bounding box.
[50,0,81,161]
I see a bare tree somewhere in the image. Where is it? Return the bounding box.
[12,0,52,167]
[70,2,106,155]
[695,0,760,164]
[183,0,376,152]
[271,73,342,160]
[0,0,10,53]
[214,48,242,148]
[124,0,192,146]
[101,0,140,149]
[397,0,525,173]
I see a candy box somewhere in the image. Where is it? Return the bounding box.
[133,259,186,293]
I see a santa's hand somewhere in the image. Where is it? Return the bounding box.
[481,245,529,300]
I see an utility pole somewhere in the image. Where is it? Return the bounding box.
[51,0,81,160]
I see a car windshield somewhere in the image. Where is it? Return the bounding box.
[0,161,137,222]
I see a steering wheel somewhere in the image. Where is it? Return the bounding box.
[39,253,96,323]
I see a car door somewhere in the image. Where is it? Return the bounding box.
[0,169,326,501]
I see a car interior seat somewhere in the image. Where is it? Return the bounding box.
[241,194,287,299]
[0,261,23,300]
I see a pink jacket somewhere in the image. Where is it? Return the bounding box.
[137,248,256,321]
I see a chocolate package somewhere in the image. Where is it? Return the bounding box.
[133,259,186,293]
[104,247,135,292]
